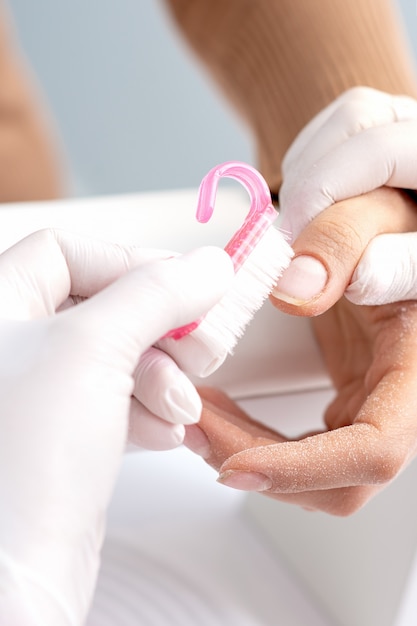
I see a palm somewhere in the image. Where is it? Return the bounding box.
[312,297,417,431]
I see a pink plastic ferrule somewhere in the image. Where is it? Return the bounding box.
[164,161,278,340]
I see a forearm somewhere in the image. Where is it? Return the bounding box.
[164,0,417,193]
[0,5,65,202]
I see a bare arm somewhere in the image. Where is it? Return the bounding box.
[0,3,65,202]
[164,0,417,193]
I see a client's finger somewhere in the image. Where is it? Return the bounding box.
[184,387,287,470]
[217,363,417,497]
[271,187,417,316]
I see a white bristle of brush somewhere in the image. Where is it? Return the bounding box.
[193,224,293,352]
[157,225,293,377]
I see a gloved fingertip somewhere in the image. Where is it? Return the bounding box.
[147,423,185,450]
[197,352,228,377]
[393,94,417,121]
[164,382,202,425]
[156,336,228,378]
[168,424,186,448]
[344,234,415,306]
[345,270,395,306]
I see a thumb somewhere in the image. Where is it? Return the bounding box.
[73,246,234,359]
[270,187,417,316]
[346,232,417,305]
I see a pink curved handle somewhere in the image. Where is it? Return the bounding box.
[164,161,277,339]
[196,161,277,271]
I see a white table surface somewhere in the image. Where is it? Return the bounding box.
[87,387,335,626]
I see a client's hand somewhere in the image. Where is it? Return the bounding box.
[184,88,417,517]
[183,183,417,517]
[0,229,233,625]
[277,86,417,306]
[186,293,417,516]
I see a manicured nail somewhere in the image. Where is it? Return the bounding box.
[217,470,272,491]
[272,255,327,305]
[183,425,211,458]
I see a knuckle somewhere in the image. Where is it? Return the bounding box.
[368,446,406,484]
[328,487,375,517]
[25,227,58,251]
[337,101,376,134]
[310,214,364,265]
[335,88,394,133]
[338,98,366,119]
[339,85,378,103]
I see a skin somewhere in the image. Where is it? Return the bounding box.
[185,187,417,516]
[0,6,64,200]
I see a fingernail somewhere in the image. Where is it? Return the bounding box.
[272,255,327,305]
[217,470,272,491]
[183,424,211,458]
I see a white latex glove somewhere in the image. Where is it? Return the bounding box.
[0,232,223,452]
[279,86,417,305]
[0,228,233,626]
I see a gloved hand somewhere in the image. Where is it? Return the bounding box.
[277,86,417,306]
[0,228,233,626]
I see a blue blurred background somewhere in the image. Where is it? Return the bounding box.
[6,0,417,197]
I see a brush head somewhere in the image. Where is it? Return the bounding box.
[157,225,293,377]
